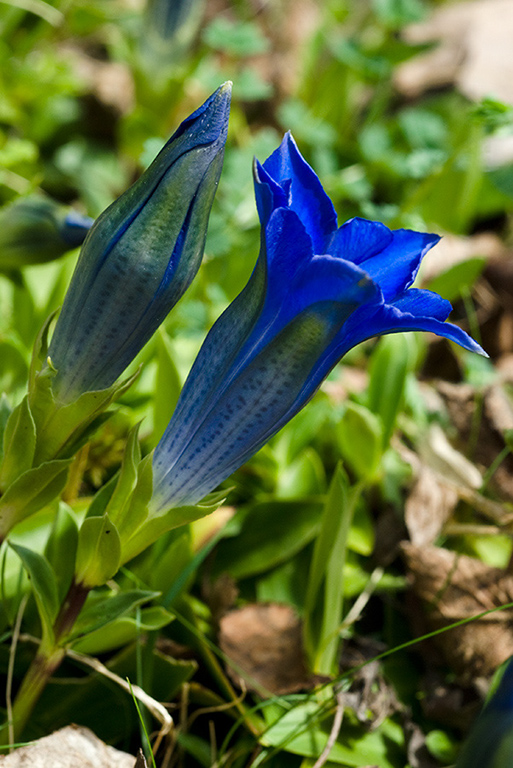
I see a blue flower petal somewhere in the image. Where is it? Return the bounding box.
[152,306,349,509]
[360,229,440,302]
[250,208,379,355]
[392,287,452,320]
[253,159,290,229]
[325,217,393,265]
[262,133,337,252]
[333,288,487,358]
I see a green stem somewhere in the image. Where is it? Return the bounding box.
[1,645,66,748]
[1,579,89,746]
[53,579,89,641]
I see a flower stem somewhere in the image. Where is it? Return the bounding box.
[1,579,89,746]
[53,579,89,641]
[1,645,66,748]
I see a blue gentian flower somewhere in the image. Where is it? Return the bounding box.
[48,83,231,403]
[456,656,513,767]
[151,132,485,511]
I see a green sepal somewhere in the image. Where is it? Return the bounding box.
[29,367,140,465]
[115,451,154,546]
[86,473,118,518]
[70,588,161,642]
[74,514,121,588]
[9,542,59,645]
[120,487,226,565]
[104,424,142,527]
[88,438,226,566]
[0,395,36,490]
[28,309,57,391]
[0,458,71,538]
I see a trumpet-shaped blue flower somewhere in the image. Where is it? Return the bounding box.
[48,83,231,403]
[151,132,485,511]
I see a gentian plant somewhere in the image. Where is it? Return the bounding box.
[0,84,231,539]
[0,121,486,750]
[150,133,485,511]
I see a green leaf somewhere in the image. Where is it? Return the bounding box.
[372,0,426,28]
[337,402,383,481]
[12,279,37,348]
[44,503,79,596]
[10,542,59,643]
[0,458,71,537]
[0,340,28,392]
[261,702,404,767]
[153,328,182,444]
[75,514,121,588]
[213,499,323,579]
[425,729,459,763]
[0,395,36,490]
[368,333,416,446]
[347,500,375,556]
[144,529,193,595]
[72,605,173,654]
[203,17,270,56]
[304,466,362,673]
[276,448,327,498]
[426,257,487,303]
[71,588,161,640]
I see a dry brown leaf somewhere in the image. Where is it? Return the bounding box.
[340,638,399,727]
[0,725,135,768]
[419,423,482,490]
[402,543,513,678]
[203,573,239,627]
[374,506,407,566]
[134,750,148,768]
[395,0,513,104]
[219,603,315,695]
[405,465,459,546]
[438,381,513,501]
